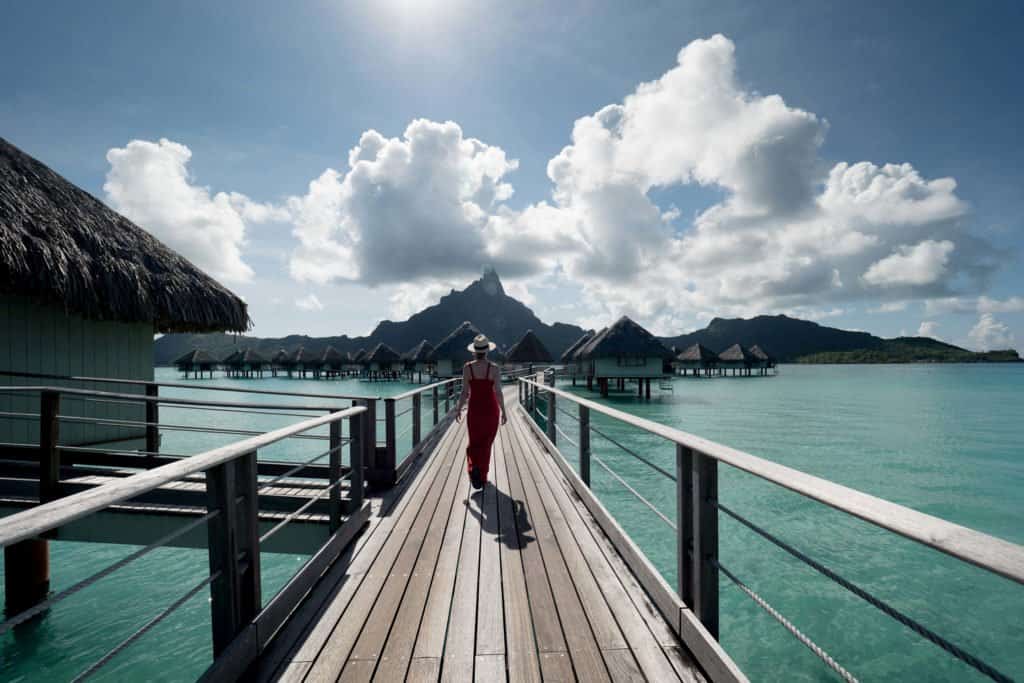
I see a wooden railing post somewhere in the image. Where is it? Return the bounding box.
[432,385,439,425]
[39,390,61,503]
[546,389,556,444]
[329,418,342,532]
[384,398,397,481]
[444,383,451,414]
[349,401,365,509]
[145,383,159,455]
[205,450,261,657]
[412,393,421,448]
[676,444,694,608]
[690,451,719,639]
[579,405,590,486]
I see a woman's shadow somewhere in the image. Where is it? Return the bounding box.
[465,484,534,550]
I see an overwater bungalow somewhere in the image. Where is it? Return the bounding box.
[290,346,320,378]
[270,348,291,377]
[349,348,367,374]
[431,321,483,378]
[0,137,248,449]
[578,317,672,398]
[718,343,757,376]
[174,349,219,379]
[223,349,269,378]
[403,340,435,382]
[505,329,553,373]
[675,343,718,377]
[749,344,777,375]
[320,346,347,378]
[365,343,402,379]
[561,331,594,385]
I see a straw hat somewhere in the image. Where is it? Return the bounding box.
[467,333,497,353]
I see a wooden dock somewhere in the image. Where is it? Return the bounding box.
[254,391,705,682]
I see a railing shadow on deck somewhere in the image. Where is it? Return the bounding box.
[517,372,1024,683]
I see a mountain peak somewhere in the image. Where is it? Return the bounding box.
[472,266,504,296]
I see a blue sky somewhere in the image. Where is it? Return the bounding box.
[3,1,1022,349]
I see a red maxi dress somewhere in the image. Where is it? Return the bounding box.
[466,361,500,483]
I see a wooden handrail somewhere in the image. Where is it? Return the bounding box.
[519,378,1024,586]
[0,406,366,548]
[0,369,378,401]
[0,385,351,413]
[388,377,461,402]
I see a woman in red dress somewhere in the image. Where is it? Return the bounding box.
[455,334,507,489]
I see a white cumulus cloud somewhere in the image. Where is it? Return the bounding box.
[917,321,940,338]
[104,138,281,283]
[295,293,324,311]
[863,240,955,287]
[968,313,1014,350]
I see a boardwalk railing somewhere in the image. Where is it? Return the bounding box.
[518,375,1024,683]
[0,390,370,680]
[381,377,462,486]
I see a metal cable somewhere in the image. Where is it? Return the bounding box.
[553,423,578,448]
[589,423,677,482]
[257,443,348,493]
[714,560,858,683]
[0,510,219,636]
[51,414,329,441]
[591,454,676,530]
[396,423,414,441]
[555,404,581,423]
[259,477,348,543]
[0,411,37,421]
[160,403,325,418]
[393,406,413,419]
[71,571,220,682]
[715,502,1016,683]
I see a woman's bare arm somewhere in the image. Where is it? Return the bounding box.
[455,363,471,422]
[493,363,507,424]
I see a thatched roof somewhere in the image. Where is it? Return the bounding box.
[749,345,773,362]
[577,317,672,360]
[676,343,717,363]
[271,348,290,364]
[290,346,320,366]
[367,343,401,363]
[0,137,249,333]
[718,344,755,363]
[224,348,267,365]
[430,321,484,364]
[574,328,606,360]
[561,332,594,363]
[404,340,435,363]
[174,349,218,366]
[321,346,346,366]
[352,348,367,363]
[506,330,553,363]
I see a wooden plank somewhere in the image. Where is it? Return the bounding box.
[538,652,574,682]
[513,413,684,682]
[271,420,462,676]
[503,417,609,682]
[340,429,465,679]
[601,648,645,682]
[406,657,441,683]
[373,431,470,682]
[496,428,567,657]
[475,439,505,657]
[492,429,542,683]
[474,654,506,682]
[517,379,1024,586]
[441,433,484,681]
[303,423,465,681]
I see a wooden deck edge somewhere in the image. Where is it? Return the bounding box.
[515,402,749,683]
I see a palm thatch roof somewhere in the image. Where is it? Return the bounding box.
[367,343,401,364]
[506,330,554,363]
[290,346,320,366]
[0,137,249,333]
[676,343,718,363]
[718,344,755,363]
[224,348,268,366]
[321,346,346,366]
[351,348,368,363]
[577,317,672,360]
[404,340,435,363]
[574,328,607,360]
[271,348,291,365]
[749,345,774,362]
[561,332,594,363]
[430,321,484,364]
[174,349,218,366]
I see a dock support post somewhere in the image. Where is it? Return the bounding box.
[691,451,719,639]
[579,405,590,486]
[329,419,342,532]
[145,384,159,454]
[546,389,556,445]
[645,378,651,399]
[412,393,421,448]
[205,450,261,657]
[432,385,439,425]
[39,390,61,503]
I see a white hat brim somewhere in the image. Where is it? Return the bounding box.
[467,341,497,352]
